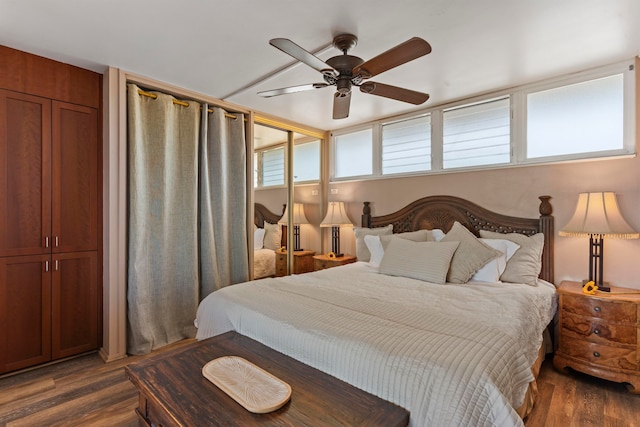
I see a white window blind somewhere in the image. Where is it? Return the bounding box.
[382,115,431,174]
[527,74,624,158]
[443,98,510,169]
[334,128,373,178]
[293,139,320,182]
[261,146,284,187]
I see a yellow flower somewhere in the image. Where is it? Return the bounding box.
[582,281,598,295]
[327,252,336,259]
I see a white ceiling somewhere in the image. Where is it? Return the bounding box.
[1,0,639,132]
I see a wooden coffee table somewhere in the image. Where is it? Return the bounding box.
[125,331,409,426]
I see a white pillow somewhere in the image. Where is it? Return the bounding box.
[253,228,266,250]
[353,224,393,262]
[263,222,282,251]
[470,239,507,283]
[378,239,460,284]
[363,235,385,267]
[430,229,445,241]
[479,230,544,285]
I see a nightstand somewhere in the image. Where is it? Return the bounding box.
[275,250,316,277]
[553,281,640,393]
[313,254,357,271]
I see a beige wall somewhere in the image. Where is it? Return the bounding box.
[329,155,640,289]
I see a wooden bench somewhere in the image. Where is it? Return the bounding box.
[125,331,409,426]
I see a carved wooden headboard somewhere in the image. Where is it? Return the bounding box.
[254,203,286,248]
[362,195,554,283]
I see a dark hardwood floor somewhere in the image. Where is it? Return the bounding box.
[1,345,638,426]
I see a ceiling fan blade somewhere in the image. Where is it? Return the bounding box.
[333,92,351,119]
[353,37,431,79]
[258,83,328,98]
[269,38,336,76]
[360,82,429,105]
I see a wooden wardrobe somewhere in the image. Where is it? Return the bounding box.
[0,46,102,374]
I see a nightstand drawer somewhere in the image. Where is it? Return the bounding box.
[559,337,638,371]
[561,312,637,345]
[563,294,637,322]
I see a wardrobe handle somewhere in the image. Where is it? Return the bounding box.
[45,236,49,248]
[55,259,59,271]
[45,260,49,272]
[55,236,59,247]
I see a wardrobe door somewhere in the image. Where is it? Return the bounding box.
[51,251,98,359]
[0,90,52,257]
[51,101,98,253]
[0,254,52,373]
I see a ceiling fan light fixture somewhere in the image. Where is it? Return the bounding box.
[262,34,432,119]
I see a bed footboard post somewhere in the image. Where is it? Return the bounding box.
[362,202,371,228]
[538,195,554,284]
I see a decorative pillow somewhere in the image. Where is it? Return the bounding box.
[363,235,385,267]
[440,222,502,284]
[253,228,266,250]
[479,230,545,286]
[469,239,506,283]
[353,224,393,262]
[263,222,282,251]
[378,239,459,284]
[379,229,431,249]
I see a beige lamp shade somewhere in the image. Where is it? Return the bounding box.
[559,192,639,239]
[320,202,353,227]
[278,203,309,225]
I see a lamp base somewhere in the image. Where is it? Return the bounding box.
[582,279,610,292]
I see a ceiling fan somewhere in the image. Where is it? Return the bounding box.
[258,34,432,119]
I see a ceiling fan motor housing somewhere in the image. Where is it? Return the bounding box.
[325,54,364,94]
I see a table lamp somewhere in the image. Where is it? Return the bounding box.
[320,201,353,257]
[559,192,638,292]
[278,203,309,251]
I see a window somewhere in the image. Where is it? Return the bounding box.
[443,98,510,169]
[255,140,321,188]
[293,139,320,182]
[260,146,285,187]
[382,115,431,175]
[334,128,373,179]
[527,74,624,159]
[330,60,634,182]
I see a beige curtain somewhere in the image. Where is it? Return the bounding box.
[199,106,249,297]
[126,85,249,355]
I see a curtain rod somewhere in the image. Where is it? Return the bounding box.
[137,89,241,120]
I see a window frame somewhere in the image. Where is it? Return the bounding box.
[330,59,635,183]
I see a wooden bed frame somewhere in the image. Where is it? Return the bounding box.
[361,195,555,285]
[361,194,555,420]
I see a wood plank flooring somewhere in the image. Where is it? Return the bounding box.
[1,346,638,426]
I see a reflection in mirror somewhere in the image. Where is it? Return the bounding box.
[253,122,323,277]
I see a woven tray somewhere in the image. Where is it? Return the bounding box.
[202,356,291,413]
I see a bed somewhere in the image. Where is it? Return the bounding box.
[198,195,557,426]
[253,203,285,279]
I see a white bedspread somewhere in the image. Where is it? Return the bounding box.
[195,262,557,427]
[253,248,275,279]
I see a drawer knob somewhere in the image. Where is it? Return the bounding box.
[593,328,601,335]
[593,351,600,358]
[594,306,601,312]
